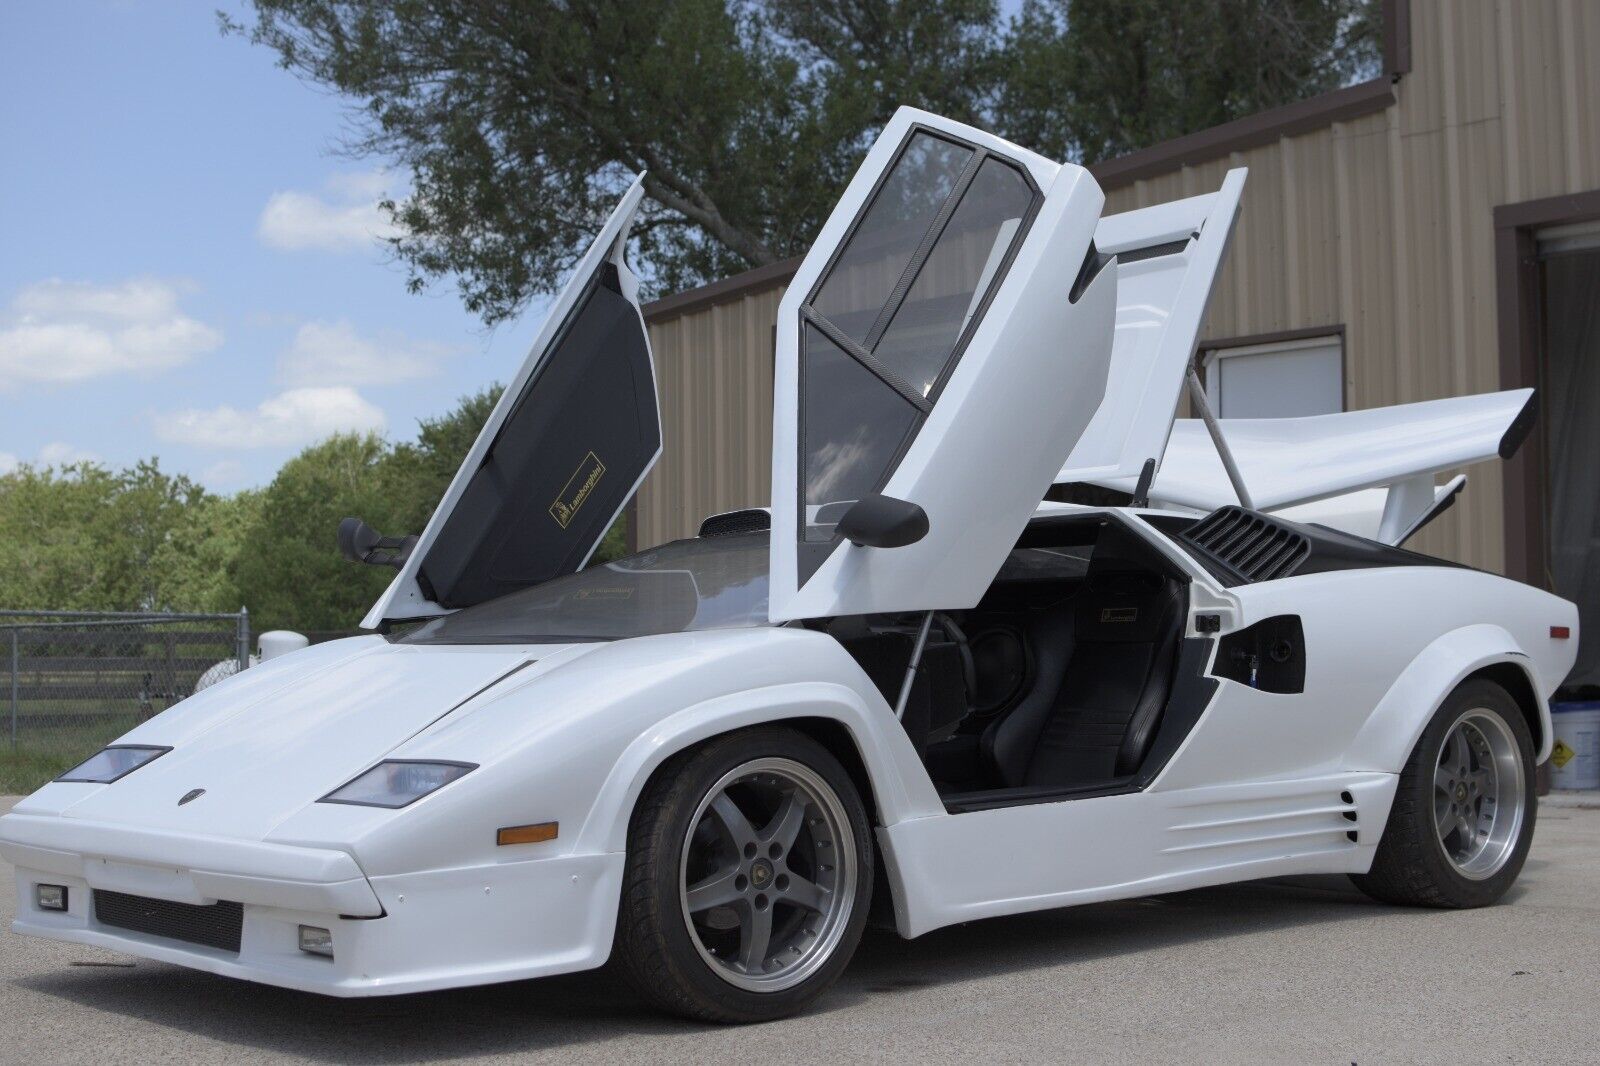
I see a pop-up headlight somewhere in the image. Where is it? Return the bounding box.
[319,760,475,809]
[56,745,171,784]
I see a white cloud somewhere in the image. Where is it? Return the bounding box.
[200,459,246,487]
[277,319,454,387]
[0,453,16,475]
[155,386,386,450]
[0,278,222,386]
[37,442,100,467]
[258,170,403,254]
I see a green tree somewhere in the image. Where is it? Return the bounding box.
[233,434,401,632]
[996,0,1380,164]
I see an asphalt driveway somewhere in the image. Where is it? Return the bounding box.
[1,794,1596,1065]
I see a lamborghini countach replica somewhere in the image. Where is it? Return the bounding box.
[2,108,1578,1023]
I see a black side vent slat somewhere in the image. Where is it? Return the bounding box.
[1179,507,1311,585]
[697,509,771,538]
[94,890,243,953]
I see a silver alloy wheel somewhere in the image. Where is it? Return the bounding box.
[679,756,858,993]
[1433,708,1526,880]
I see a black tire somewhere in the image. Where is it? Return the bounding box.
[1351,679,1537,908]
[613,726,874,1023]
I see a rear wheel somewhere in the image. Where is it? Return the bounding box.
[614,727,873,1022]
[1352,679,1536,908]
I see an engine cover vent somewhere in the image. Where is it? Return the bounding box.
[697,508,771,538]
[1180,506,1311,584]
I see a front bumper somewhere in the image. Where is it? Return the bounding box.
[1,812,625,996]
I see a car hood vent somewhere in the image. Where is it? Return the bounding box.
[698,508,771,538]
[1180,506,1311,584]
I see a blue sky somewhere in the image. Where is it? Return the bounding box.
[0,1,553,491]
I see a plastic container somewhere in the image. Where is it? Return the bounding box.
[1550,701,1600,790]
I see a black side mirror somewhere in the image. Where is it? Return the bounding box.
[836,494,929,549]
[337,517,418,569]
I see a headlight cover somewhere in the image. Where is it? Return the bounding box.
[57,745,171,783]
[319,760,476,809]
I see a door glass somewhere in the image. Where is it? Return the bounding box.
[873,157,1034,396]
[800,324,921,581]
[812,134,973,343]
[795,127,1039,584]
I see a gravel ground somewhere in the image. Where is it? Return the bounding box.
[1,794,1597,1065]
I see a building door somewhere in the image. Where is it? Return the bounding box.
[1538,223,1600,693]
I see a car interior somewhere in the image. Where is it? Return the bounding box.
[811,513,1195,810]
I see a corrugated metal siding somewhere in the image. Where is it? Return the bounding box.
[639,0,1600,570]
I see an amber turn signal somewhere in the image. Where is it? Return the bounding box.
[497,822,559,846]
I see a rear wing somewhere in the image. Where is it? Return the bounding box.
[1074,389,1536,545]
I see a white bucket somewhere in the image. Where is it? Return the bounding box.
[1550,702,1600,790]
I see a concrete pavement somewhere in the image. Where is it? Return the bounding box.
[1,794,1596,1064]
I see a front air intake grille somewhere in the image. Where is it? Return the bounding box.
[93,890,243,953]
[1180,506,1311,584]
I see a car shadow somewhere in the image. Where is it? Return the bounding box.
[13,875,1418,1062]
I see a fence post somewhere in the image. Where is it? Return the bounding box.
[236,607,250,672]
[9,629,18,751]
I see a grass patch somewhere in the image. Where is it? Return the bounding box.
[0,716,146,794]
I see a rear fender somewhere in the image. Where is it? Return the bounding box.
[1345,624,1550,771]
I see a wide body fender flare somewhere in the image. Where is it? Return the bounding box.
[571,680,944,857]
[1344,623,1551,773]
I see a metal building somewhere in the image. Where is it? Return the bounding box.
[634,0,1600,689]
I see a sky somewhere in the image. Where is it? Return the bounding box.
[0,1,556,492]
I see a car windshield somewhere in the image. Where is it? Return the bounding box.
[395,533,771,644]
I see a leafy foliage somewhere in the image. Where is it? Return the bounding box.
[226,0,1378,322]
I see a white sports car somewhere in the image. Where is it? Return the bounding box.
[2,109,1578,1023]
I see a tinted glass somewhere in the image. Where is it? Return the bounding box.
[799,324,922,578]
[872,158,1034,396]
[399,534,770,644]
[811,133,972,343]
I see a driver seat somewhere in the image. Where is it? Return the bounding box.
[981,525,1185,789]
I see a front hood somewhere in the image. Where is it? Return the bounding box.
[43,637,570,842]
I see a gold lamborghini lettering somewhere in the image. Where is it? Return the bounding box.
[1101,607,1138,623]
[550,451,606,529]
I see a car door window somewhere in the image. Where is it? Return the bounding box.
[797,128,1039,582]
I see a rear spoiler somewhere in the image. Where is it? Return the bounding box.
[1074,388,1535,546]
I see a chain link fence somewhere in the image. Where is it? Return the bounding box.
[1,610,249,793]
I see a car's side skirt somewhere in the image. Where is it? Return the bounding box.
[877,770,1396,938]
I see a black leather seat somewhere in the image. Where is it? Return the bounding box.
[981,526,1185,789]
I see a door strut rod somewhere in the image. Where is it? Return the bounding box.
[1185,366,1256,510]
[894,611,936,721]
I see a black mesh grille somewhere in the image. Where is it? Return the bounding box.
[697,509,771,538]
[93,890,243,953]
[1180,506,1311,583]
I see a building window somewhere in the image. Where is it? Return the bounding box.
[1201,333,1345,418]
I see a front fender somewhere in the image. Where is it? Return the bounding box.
[1345,624,1550,772]
[573,680,943,856]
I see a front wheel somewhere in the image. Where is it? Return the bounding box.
[1352,679,1536,908]
[613,727,874,1022]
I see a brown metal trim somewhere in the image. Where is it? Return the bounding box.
[1089,78,1395,191]
[1383,0,1412,78]
[1492,192,1600,585]
[642,255,800,324]
[1195,325,1348,413]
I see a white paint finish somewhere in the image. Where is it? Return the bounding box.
[771,108,1115,619]
[1084,388,1534,512]
[1060,169,1247,481]
[879,772,1395,938]
[365,176,659,628]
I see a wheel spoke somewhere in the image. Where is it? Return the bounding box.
[709,792,758,851]
[760,790,807,853]
[1434,759,1454,795]
[738,902,773,972]
[780,872,829,914]
[1434,793,1454,839]
[1450,729,1472,778]
[685,865,744,913]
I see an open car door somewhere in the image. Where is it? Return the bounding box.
[363,177,660,628]
[769,108,1118,621]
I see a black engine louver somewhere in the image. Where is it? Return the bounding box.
[697,508,772,538]
[1180,506,1311,584]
